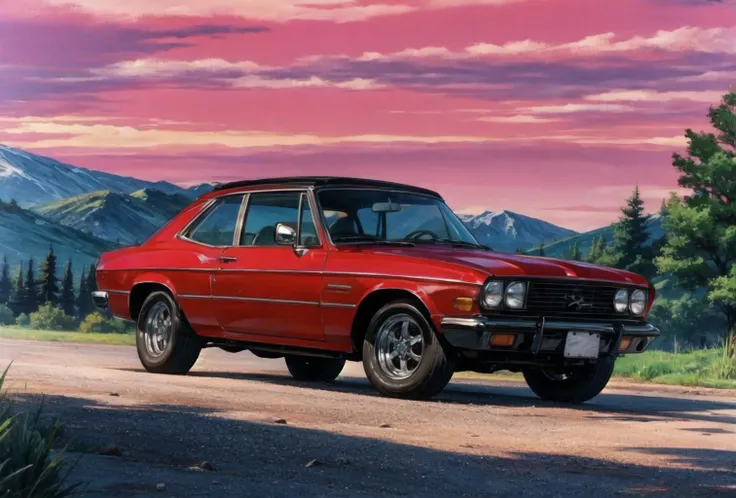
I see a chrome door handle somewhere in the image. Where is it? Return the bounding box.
[219,256,238,263]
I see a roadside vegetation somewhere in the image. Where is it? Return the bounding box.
[0,365,79,497]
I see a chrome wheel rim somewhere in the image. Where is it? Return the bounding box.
[374,313,424,380]
[144,302,173,358]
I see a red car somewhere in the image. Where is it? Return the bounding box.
[93,177,659,402]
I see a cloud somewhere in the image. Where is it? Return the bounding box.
[1,116,688,151]
[35,0,530,22]
[476,115,558,123]
[520,104,634,114]
[585,89,726,102]
[678,70,736,82]
[351,26,736,61]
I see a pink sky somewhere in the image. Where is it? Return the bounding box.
[1,0,735,231]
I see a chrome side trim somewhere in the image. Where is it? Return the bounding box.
[102,268,481,286]
[177,294,356,308]
[105,289,130,295]
[326,284,352,291]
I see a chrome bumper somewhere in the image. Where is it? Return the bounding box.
[440,316,660,354]
[91,291,109,310]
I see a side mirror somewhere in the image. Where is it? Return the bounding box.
[275,223,297,245]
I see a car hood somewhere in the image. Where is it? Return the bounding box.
[369,246,650,286]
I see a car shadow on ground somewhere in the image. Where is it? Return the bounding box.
[113,367,736,425]
[9,392,736,498]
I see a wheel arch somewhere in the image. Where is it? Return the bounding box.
[350,286,435,358]
[129,276,177,322]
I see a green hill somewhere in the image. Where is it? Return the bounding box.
[535,214,665,258]
[0,200,117,273]
[33,189,191,246]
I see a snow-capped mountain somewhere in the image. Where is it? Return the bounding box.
[0,145,209,206]
[461,210,577,253]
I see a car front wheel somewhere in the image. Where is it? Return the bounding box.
[136,291,202,374]
[363,300,455,400]
[522,356,615,403]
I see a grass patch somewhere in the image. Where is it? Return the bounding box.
[614,347,736,389]
[0,326,135,346]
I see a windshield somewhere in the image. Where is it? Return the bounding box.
[316,189,481,246]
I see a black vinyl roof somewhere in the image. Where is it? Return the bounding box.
[211,176,442,198]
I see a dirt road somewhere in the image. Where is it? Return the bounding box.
[1,338,734,497]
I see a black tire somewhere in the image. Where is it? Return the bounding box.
[362,299,455,400]
[285,356,346,382]
[136,291,202,374]
[522,356,615,403]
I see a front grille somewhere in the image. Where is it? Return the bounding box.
[523,279,629,320]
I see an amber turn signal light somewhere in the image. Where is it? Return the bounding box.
[490,333,516,347]
[619,337,632,351]
[454,297,474,312]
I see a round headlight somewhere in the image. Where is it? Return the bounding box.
[505,282,527,309]
[630,289,647,315]
[481,281,504,309]
[614,289,629,313]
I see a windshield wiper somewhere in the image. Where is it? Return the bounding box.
[407,238,485,249]
[332,235,415,247]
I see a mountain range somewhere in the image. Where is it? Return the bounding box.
[1,144,630,269]
[0,144,206,207]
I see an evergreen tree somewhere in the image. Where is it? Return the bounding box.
[538,242,545,257]
[659,199,669,217]
[24,258,38,313]
[60,258,75,316]
[87,264,98,294]
[562,241,583,261]
[11,262,26,315]
[657,91,736,337]
[610,186,654,278]
[0,254,11,304]
[38,246,59,305]
[77,266,89,318]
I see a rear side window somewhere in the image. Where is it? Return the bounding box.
[185,195,244,246]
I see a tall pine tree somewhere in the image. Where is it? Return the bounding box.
[656,91,736,337]
[0,254,11,304]
[610,186,654,278]
[77,266,89,318]
[24,258,38,313]
[11,262,26,315]
[38,246,59,305]
[60,258,75,316]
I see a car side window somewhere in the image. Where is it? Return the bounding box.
[242,192,320,247]
[185,195,244,246]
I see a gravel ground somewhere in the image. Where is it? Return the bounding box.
[1,338,735,498]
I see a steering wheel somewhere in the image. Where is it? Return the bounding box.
[404,229,441,241]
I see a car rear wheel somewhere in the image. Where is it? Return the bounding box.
[285,356,346,382]
[522,356,615,403]
[136,291,201,374]
[363,300,455,400]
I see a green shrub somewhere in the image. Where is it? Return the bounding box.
[79,313,132,334]
[0,365,79,498]
[29,304,75,331]
[79,313,105,334]
[15,314,29,328]
[0,305,14,326]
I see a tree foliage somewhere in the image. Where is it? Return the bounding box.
[59,259,75,317]
[656,91,736,336]
[37,246,59,305]
[0,255,11,305]
[610,186,655,278]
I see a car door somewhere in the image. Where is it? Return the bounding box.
[175,194,246,332]
[212,190,327,341]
